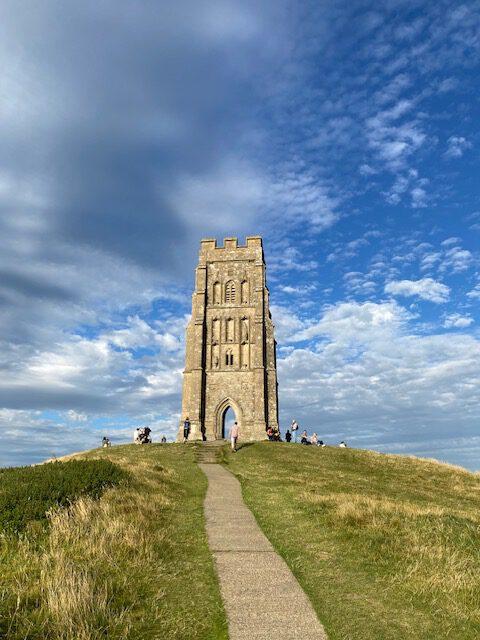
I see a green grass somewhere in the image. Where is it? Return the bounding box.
[0,459,128,533]
[0,444,228,640]
[224,442,480,640]
[4,441,479,639]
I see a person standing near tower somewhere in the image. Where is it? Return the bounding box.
[291,419,299,442]
[230,421,239,452]
[183,417,191,443]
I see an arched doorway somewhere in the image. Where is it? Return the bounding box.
[214,398,242,440]
[222,406,237,439]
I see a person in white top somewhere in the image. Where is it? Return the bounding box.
[291,419,299,443]
[339,441,347,448]
[311,433,318,445]
[230,421,239,452]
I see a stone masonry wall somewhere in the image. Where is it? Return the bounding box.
[177,236,279,441]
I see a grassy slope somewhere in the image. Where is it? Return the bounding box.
[1,444,227,640]
[0,459,127,532]
[224,442,480,640]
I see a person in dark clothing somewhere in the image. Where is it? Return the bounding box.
[183,417,191,443]
[285,430,292,443]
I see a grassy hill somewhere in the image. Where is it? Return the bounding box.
[0,445,227,640]
[1,442,479,639]
[224,443,480,640]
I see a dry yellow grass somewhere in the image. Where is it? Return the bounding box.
[1,444,227,640]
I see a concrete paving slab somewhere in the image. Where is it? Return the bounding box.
[200,463,328,640]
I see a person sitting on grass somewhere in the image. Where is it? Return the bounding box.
[285,429,292,443]
[300,430,309,444]
[266,426,274,441]
[339,441,347,448]
[318,440,326,447]
[311,433,318,445]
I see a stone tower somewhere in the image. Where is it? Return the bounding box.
[178,236,279,441]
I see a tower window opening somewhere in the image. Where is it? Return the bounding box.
[225,281,236,303]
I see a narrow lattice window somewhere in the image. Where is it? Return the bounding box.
[225,280,236,304]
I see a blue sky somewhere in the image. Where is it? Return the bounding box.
[0,0,479,469]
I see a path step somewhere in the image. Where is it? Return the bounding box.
[193,440,226,464]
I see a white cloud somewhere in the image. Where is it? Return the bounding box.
[277,301,480,468]
[441,237,461,247]
[420,251,441,271]
[66,410,88,422]
[169,161,340,238]
[443,313,474,329]
[439,246,473,274]
[384,278,450,303]
[279,284,316,295]
[270,304,305,343]
[366,100,426,172]
[384,169,429,207]
[343,271,377,296]
[466,284,480,300]
[411,186,428,208]
[269,245,319,274]
[444,136,472,159]
[291,301,409,343]
[374,73,412,105]
[359,163,378,176]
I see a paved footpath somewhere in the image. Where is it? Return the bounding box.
[200,463,328,640]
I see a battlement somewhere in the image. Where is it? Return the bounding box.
[200,236,263,253]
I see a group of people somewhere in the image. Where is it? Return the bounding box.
[180,415,347,450]
[134,426,152,444]
[101,436,111,448]
[283,420,347,448]
[266,426,281,441]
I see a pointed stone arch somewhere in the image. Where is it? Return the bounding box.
[214,397,242,439]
